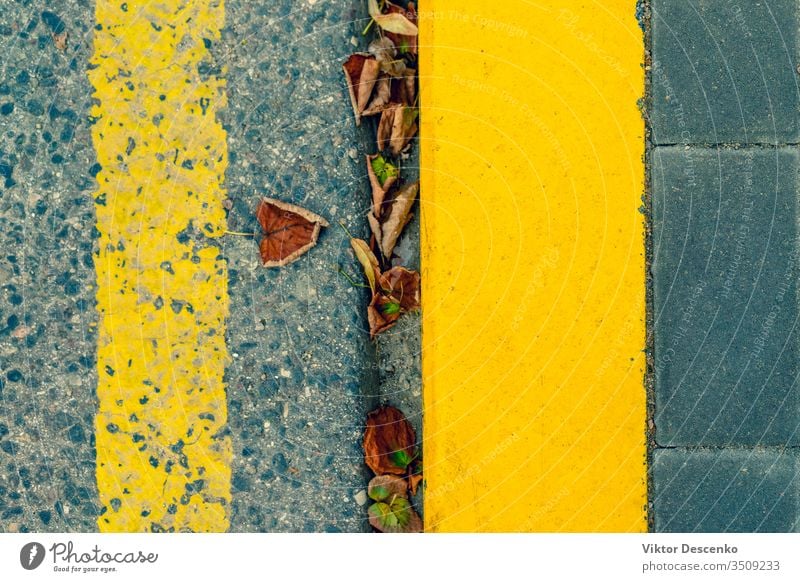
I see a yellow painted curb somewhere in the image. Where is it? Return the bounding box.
[420,1,647,531]
[89,1,231,532]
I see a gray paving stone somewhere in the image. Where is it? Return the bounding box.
[650,0,799,144]
[652,147,799,446]
[653,449,798,532]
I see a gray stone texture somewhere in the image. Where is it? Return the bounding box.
[653,449,798,532]
[0,1,100,532]
[652,147,799,447]
[650,0,799,144]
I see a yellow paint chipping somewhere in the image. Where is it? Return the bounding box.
[420,2,647,531]
[89,1,231,531]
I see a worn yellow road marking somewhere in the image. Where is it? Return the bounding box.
[89,1,231,532]
[420,1,647,531]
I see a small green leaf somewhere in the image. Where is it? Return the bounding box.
[403,107,419,125]
[390,449,413,469]
[390,497,412,527]
[381,301,401,316]
[370,154,398,187]
[369,502,399,529]
[398,38,410,54]
[368,0,419,35]
[369,501,390,520]
[369,485,390,501]
[384,512,398,528]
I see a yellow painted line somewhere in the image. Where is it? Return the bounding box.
[89,1,231,531]
[420,2,646,531]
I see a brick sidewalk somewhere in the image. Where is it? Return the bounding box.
[650,0,800,532]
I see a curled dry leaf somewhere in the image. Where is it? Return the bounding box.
[348,235,420,336]
[362,75,392,117]
[367,267,420,337]
[368,0,419,36]
[363,71,417,117]
[345,44,412,120]
[350,238,419,335]
[350,237,380,293]
[365,37,416,112]
[370,181,419,259]
[368,292,402,337]
[368,36,396,64]
[368,37,406,77]
[385,1,418,55]
[379,266,421,313]
[342,53,380,125]
[391,67,417,107]
[363,405,417,475]
[257,197,329,268]
[408,472,423,496]
[376,105,397,152]
[377,104,418,156]
[366,153,399,215]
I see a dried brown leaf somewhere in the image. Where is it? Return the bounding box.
[367,212,383,254]
[256,197,329,268]
[368,293,401,337]
[369,36,397,62]
[363,405,417,475]
[368,474,408,501]
[350,238,380,293]
[368,0,419,36]
[369,37,407,76]
[362,75,392,117]
[366,154,398,215]
[404,69,417,104]
[379,266,421,312]
[390,68,417,107]
[342,53,380,125]
[377,105,418,156]
[366,264,420,337]
[404,506,424,533]
[378,181,418,258]
[376,105,397,152]
[384,1,418,55]
[395,106,419,155]
[408,472,423,496]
